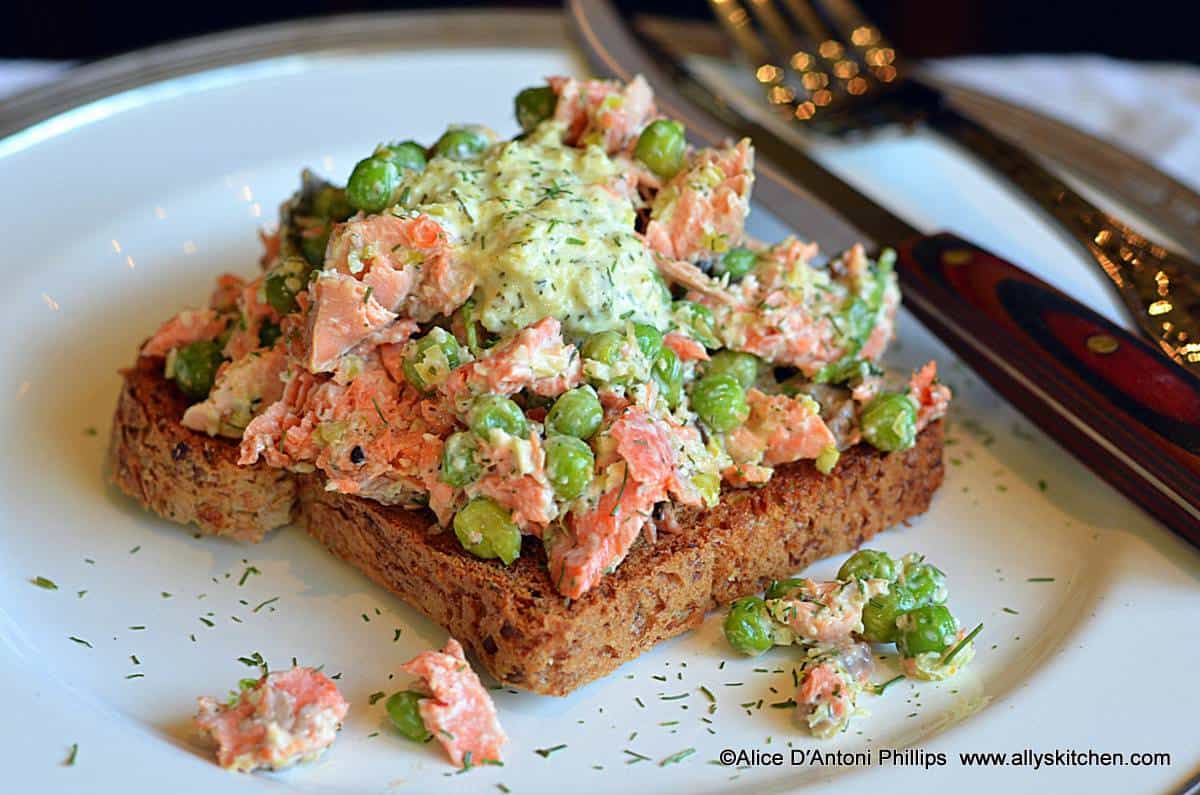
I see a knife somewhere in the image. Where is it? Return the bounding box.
[568,0,1200,545]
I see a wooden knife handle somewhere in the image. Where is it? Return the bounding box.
[895,232,1200,542]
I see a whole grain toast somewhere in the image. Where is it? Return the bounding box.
[109,358,944,695]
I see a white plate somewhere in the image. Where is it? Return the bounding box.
[0,11,1197,795]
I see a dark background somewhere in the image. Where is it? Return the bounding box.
[2,0,1194,63]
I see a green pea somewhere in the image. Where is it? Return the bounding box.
[652,346,683,409]
[172,340,224,401]
[900,558,947,607]
[385,690,432,742]
[671,300,718,349]
[705,350,758,389]
[691,373,749,433]
[837,549,898,583]
[431,127,488,161]
[860,587,917,644]
[468,395,528,440]
[545,386,603,439]
[545,435,595,501]
[346,155,400,213]
[633,323,663,360]
[312,186,353,221]
[861,392,917,452]
[634,119,687,178]
[514,86,557,132]
[378,140,427,173]
[764,577,805,599]
[812,356,873,385]
[453,496,522,565]
[581,330,625,366]
[896,604,958,657]
[723,596,775,656]
[716,247,757,280]
[264,257,309,316]
[439,431,481,488]
[403,328,463,392]
[257,321,282,349]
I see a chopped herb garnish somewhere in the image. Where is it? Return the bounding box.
[252,597,279,613]
[64,743,78,766]
[237,566,260,586]
[1027,577,1055,582]
[1001,607,1019,615]
[128,626,145,631]
[68,636,92,648]
[497,785,511,794]
[659,747,696,766]
[393,628,403,642]
[161,592,172,599]
[566,237,585,246]
[660,693,688,701]
[942,622,984,664]
[623,749,650,764]
[699,685,715,703]
[131,655,140,665]
[32,576,58,590]
[534,744,567,758]
[198,617,214,627]
[238,652,268,677]
[368,691,386,705]
[872,675,905,695]
[634,697,645,708]
[769,698,798,709]
[125,673,144,679]
[129,546,140,555]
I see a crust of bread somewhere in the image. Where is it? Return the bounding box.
[109,362,944,694]
[107,356,297,542]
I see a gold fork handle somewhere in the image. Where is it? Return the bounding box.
[928,104,1200,367]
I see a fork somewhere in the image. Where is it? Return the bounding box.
[707,0,1200,374]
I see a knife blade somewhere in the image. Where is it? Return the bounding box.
[568,0,1200,544]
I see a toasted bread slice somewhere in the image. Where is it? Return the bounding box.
[108,356,297,542]
[109,361,944,694]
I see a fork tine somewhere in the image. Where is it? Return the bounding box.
[707,0,773,68]
[812,0,901,82]
[743,0,808,60]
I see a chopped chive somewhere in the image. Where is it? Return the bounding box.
[623,749,650,764]
[130,655,140,665]
[498,785,511,793]
[659,747,696,766]
[659,720,679,727]
[534,744,567,758]
[161,592,172,599]
[1027,577,1055,582]
[651,675,666,682]
[68,636,91,648]
[129,546,140,555]
[238,566,260,586]
[393,628,403,642]
[252,596,279,613]
[77,590,87,598]
[943,622,984,664]
[32,576,58,590]
[199,617,214,627]
[634,697,644,708]
[367,731,380,738]
[769,698,797,709]
[699,685,715,703]
[128,626,145,631]
[1001,607,1019,615]
[660,693,688,701]
[125,673,144,679]
[65,743,78,766]
[872,675,905,695]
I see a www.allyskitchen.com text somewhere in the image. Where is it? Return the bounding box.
[718,747,1172,770]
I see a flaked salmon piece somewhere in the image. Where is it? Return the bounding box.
[548,405,701,597]
[909,360,952,430]
[644,138,754,263]
[240,354,457,509]
[141,309,228,358]
[653,253,736,304]
[766,578,889,644]
[401,638,507,769]
[548,74,657,154]
[795,643,873,739]
[305,272,398,373]
[726,389,838,470]
[472,431,557,529]
[194,666,348,773]
[182,347,287,437]
[210,274,246,313]
[440,317,581,411]
[325,213,473,323]
[662,332,709,362]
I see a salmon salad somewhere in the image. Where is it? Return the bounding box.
[140,74,951,601]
